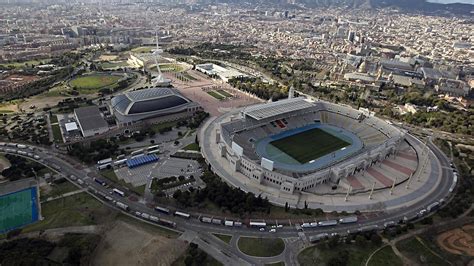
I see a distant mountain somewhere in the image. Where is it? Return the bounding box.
[211,0,474,16]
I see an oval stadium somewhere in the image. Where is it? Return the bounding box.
[200,95,446,212]
[216,96,406,193]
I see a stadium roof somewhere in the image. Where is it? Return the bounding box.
[111,87,190,115]
[243,97,314,120]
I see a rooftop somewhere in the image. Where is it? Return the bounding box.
[74,106,108,132]
[243,97,314,120]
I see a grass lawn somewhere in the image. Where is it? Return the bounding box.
[298,243,379,266]
[181,72,197,81]
[50,114,58,124]
[51,124,63,144]
[237,237,285,257]
[270,128,350,164]
[155,64,184,72]
[69,74,121,91]
[0,59,51,69]
[212,233,232,244]
[23,192,108,233]
[100,169,145,196]
[100,61,129,69]
[207,91,225,100]
[0,110,14,114]
[217,89,232,97]
[367,246,402,266]
[397,237,447,266]
[183,143,200,151]
[150,120,182,133]
[45,181,80,198]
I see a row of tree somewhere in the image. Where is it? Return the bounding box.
[1,154,46,181]
[228,77,288,100]
[171,167,271,216]
[68,139,121,164]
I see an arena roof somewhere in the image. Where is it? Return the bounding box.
[243,97,314,120]
[111,87,190,116]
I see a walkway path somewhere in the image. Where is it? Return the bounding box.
[42,189,86,203]
[366,204,474,266]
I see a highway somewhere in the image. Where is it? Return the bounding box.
[0,139,456,265]
[0,139,455,238]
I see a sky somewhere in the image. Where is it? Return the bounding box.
[427,0,474,4]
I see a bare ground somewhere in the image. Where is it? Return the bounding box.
[437,224,474,256]
[92,220,186,266]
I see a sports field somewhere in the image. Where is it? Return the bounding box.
[0,188,38,233]
[69,74,121,90]
[270,128,350,164]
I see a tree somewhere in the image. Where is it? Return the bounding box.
[285,202,289,212]
[370,234,382,245]
[355,235,367,247]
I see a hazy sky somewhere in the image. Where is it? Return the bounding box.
[428,0,474,4]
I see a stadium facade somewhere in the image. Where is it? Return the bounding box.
[110,87,200,126]
[217,97,406,194]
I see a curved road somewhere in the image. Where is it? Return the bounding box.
[0,139,455,264]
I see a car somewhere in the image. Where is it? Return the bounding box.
[419,209,427,216]
[259,228,265,232]
[277,225,283,228]
[271,225,277,228]
[269,229,276,233]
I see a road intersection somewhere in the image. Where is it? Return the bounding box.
[0,137,455,265]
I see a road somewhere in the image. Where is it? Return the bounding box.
[0,140,455,265]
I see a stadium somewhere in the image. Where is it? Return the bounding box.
[110,87,200,126]
[215,97,408,194]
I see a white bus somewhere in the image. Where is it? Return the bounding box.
[97,158,113,165]
[131,149,144,156]
[147,145,160,151]
[249,221,266,227]
[174,211,191,219]
[113,188,125,197]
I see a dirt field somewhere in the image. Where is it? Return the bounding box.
[437,224,474,256]
[169,70,261,116]
[93,220,186,266]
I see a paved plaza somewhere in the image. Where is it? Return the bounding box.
[115,157,201,187]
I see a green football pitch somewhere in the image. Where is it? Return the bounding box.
[0,189,34,233]
[269,128,350,164]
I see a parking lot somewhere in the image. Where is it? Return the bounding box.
[115,157,202,188]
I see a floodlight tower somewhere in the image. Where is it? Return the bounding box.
[151,31,171,87]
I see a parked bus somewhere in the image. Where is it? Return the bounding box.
[113,188,125,197]
[339,216,358,224]
[97,158,113,165]
[93,178,107,186]
[174,211,191,219]
[154,206,170,215]
[249,221,266,227]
